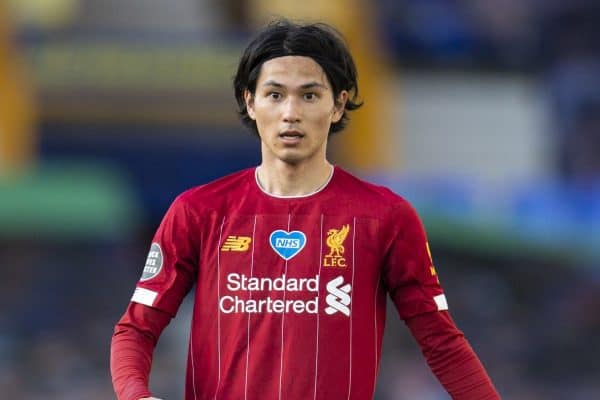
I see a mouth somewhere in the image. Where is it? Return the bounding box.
[278,130,305,143]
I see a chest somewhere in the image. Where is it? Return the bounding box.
[196,213,383,314]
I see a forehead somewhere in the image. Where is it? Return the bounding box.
[257,56,330,87]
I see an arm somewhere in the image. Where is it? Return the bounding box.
[110,302,171,400]
[406,311,500,399]
[382,201,499,398]
[110,194,200,399]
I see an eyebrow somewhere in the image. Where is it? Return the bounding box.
[261,80,329,90]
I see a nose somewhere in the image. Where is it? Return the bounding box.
[282,97,301,123]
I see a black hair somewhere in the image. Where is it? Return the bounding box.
[233,19,362,136]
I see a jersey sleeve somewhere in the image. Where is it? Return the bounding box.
[382,201,448,320]
[131,194,200,316]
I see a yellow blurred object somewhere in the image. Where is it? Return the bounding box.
[8,0,78,29]
[248,0,395,171]
[0,4,37,175]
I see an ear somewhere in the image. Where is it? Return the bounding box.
[332,90,349,123]
[245,90,256,120]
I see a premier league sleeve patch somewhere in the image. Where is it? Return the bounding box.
[140,242,163,281]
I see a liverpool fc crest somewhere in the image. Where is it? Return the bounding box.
[323,224,350,268]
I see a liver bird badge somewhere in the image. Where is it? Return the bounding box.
[326,224,350,258]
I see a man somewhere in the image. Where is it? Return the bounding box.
[111,20,500,399]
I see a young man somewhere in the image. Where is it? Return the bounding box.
[111,20,500,400]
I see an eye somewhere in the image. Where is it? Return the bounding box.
[303,92,316,101]
[268,92,282,100]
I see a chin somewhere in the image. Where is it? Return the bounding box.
[271,147,320,165]
[278,155,304,165]
[275,149,311,165]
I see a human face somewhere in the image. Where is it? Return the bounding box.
[245,56,347,167]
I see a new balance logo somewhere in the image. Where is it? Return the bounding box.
[325,276,351,317]
[221,236,252,252]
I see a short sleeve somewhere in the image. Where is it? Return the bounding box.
[382,202,448,320]
[131,195,200,316]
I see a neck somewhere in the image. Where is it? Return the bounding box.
[256,160,333,197]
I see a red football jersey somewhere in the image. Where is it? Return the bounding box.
[131,166,447,400]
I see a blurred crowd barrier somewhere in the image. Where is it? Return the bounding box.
[1,1,600,399]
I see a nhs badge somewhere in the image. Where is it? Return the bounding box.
[269,230,307,261]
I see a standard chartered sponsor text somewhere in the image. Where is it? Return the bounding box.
[226,272,318,292]
[220,295,319,314]
[220,273,319,314]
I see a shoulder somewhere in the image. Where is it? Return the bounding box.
[171,168,253,212]
[332,167,423,232]
[335,169,427,245]
[333,167,414,212]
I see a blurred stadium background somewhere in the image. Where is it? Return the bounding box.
[1,0,600,399]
